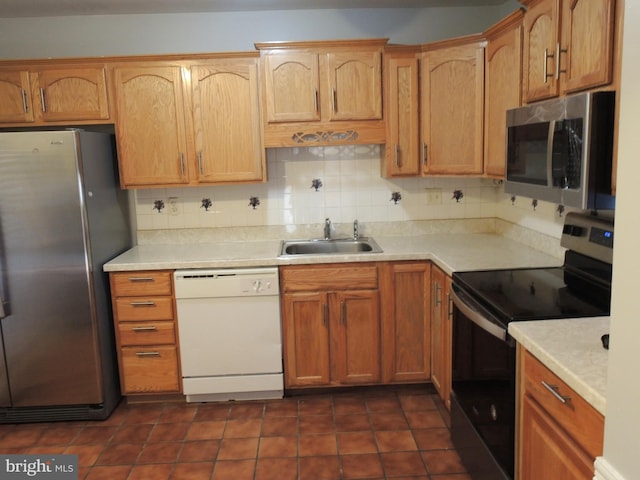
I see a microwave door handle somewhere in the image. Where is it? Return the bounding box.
[547,120,556,186]
[450,288,507,342]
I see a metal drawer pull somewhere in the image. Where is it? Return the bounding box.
[541,380,571,404]
[129,301,156,307]
[128,277,154,282]
[21,89,29,113]
[132,326,158,332]
[40,88,47,112]
[135,351,160,357]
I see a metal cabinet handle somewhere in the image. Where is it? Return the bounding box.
[39,88,46,112]
[179,152,185,177]
[446,292,453,319]
[341,301,346,325]
[132,326,158,332]
[555,43,567,80]
[197,151,203,174]
[21,89,29,113]
[322,303,328,326]
[394,144,400,168]
[129,301,156,307]
[135,351,160,357]
[314,89,319,113]
[543,48,555,84]
[128,277,154,282]
[434,283,442,306]
[332,87,337,112]
[541,380,571,404]
[422,143,428,166]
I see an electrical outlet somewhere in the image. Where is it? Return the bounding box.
[168,196,179,216]
[425,188,442,205]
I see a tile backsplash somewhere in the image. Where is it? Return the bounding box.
[135,145,503,230]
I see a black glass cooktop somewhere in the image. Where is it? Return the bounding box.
[453,266,611,324]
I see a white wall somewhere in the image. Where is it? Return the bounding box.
[597,1,640,479]
[0,6,510,59]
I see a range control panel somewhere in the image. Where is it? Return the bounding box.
[561,212,614,263]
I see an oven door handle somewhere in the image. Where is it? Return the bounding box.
[450,288,507,342]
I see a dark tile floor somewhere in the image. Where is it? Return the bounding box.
[0,386,471,480]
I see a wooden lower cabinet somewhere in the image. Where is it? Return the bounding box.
[110,270,182,396]
[280,263,380,388]
[380,261,431,383]
[517,347,604,480]
[430,264,452,409]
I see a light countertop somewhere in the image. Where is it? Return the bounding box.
[509,317,609,415]
[103,232,562,274]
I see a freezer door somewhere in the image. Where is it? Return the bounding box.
[0,131,103,407]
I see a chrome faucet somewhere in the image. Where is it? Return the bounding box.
[324,218,331,240]
[353,219,359,240]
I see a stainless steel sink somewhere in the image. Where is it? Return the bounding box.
[279,237,383,256]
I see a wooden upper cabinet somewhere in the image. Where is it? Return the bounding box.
[484,10,524,178]
[111,64,189,187]
[522,0,616,102]
[522,0,559,101]
[256,39,387,147]
[0,70,33,123]
[262,51,320,123]
[0,65,109,125]
[421,37,485,175]
[560,0,615,93]
[327,51,382,121]
[383,48,421,177]
[35,67,109,122]
[191,58,265,184]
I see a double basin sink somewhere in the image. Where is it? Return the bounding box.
[279,237,383,257]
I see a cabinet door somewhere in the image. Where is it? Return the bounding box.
[561,0,615,93]
[430,265,452,409]
[35,67,109,122]
[331,290,381,385]
[112,64,189,187]
[381,262,431,383]
[520,395,596,480]
[484,17,523,177]
[326,51,383,121]
[282,292,331,387]
[192,58,265,184]
[0,70,34,123]
[384,54,421,177]
[263,52,320,123]
[421,43,484,175]
[523,0,561,102]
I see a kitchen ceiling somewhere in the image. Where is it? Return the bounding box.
[0,0,507,17]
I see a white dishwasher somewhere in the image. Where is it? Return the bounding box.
[174,267,283,402]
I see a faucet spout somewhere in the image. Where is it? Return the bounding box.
[353,219,359,240]
[324,218,331,240]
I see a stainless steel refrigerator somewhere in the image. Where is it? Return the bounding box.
[0,130,131,423]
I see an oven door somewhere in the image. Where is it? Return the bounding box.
[450,285,516,480]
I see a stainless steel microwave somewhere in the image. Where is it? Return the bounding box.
[505,91,615,210]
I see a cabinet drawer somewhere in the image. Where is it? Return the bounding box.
[111,271,173,296]
[118,321,176,346]
[281,263,378,292]
[523,351,604,459]
[120,346,180,394]
[115,297,174,322]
